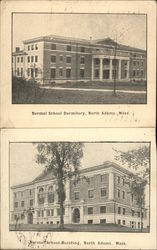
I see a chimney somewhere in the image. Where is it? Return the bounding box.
[15,47,20,52]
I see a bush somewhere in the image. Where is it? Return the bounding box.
[12,76,41,103]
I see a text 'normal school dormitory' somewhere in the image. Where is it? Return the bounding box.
[12,35,146,84]
[10,161,149,229]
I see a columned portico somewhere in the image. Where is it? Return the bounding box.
[92,55,130,82]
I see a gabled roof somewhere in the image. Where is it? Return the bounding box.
[93,37,118,46]
[11,161,133,189]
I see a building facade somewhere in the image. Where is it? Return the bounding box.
[10,161,149,229]
[12,35,146,84]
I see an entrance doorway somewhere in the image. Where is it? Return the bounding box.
[27,212,33,224]
[73,208,80,223]
[103,70,109,79]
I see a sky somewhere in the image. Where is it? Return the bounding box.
[12,13,146,51]
[10,142,149,187]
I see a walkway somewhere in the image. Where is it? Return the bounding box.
[40,86,146,94]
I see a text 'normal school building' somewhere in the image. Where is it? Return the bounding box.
[12,35,146,84]
[10,162,149,229]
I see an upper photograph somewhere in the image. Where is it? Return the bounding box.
[12,13,147,104]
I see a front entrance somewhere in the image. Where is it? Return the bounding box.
[27,212,33,224]
[103,70,109,79]
[73,208,80,223]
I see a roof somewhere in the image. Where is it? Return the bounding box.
[12,50,27,56]
[11,161,133,189]
[22,34,146,53]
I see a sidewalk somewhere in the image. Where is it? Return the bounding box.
[40,86,146,94]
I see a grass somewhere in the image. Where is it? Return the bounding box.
[55,80,147,91]
[10,223,149,232]
[12,77,147,104]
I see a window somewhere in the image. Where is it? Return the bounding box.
[140,70,143,77]
[35,44,38,50]
[118,219,121,225]
[51,55,56,63]
[17,68,19,76]
[138,222,140,229]
[133,70,136,77]
[88,207,93,214]
[132,210,135,217]
[31,56,34,63]
[101,188,107,197]
[30,200,33,206]
[35,68,38,77]
[66,68,71,78]
[95,69,99,78]
[59,68,63,77]
[27,68,30,77]
[123,179,125,186]
[80,57,85,64]
[95,58,100,65]
[51,209,54,216]
[137,70,139,76]
[142,212,144,218]
[30,190,32,196]
[35,56,38,62]
[21,201,24,207]
[133,61,136,66]
[122,191,125,199]
[138,212,140,218]
[14,193,16,198]
[123,220,125,225]
[21,68,23,76]
[100,219,106,224]
[14,202,18,208]
[88,189,94,198]
[21,191,23,197]
[47,221,49,224]
[88,177,94,184]
[21,57,23,63]
[17,57,19,63]
[48,193,54,203]
[28,45,30,51]
[67,45,71,51]
[124,70,127,78]
[60,55,63,61]
[41,210,44,217]
[118,207,121,214]
[31,45,34,50]
[88,220,93,224]
[14,214,17,220]
[141,61,143,66]
[28,56,30,63]
[38,188,45,204]
[117,176,120,184]
[100,206,106,213]
[51,68,56,79]
[101,174,107,182]
[123,208,126,215]
[51,44,56,50]
[118,189,120,198]
[80,69,84,78]
[74,191,79,200]
[80,47,85,52]
[66,56,71,63]
[47,210,50,216]
[37,211,40,217]
[137,61,140,66]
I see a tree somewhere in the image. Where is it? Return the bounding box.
[34,142,84,228]
[113,145,150,231]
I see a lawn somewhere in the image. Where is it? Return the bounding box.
[12,77,147,104]
[10,223,148,232]
[55,80,147,91]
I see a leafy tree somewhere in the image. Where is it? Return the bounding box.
[113,145,150,231]
[34,142,84,228]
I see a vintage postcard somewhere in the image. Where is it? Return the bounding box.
[0,128,156,249]
[0,0,156,128]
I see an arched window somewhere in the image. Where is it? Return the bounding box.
[48,186,54,203]
[38,187,44,204]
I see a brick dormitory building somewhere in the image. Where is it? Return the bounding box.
[10,161,149,230]
[12,35,146,85]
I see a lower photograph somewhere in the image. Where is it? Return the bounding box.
[9,141,150,233]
